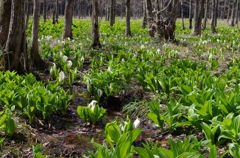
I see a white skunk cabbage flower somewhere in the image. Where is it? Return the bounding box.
[67,60,72,69]
[133,118,140,129]
[63,56,68,63]
[59,71,65,83]
[97,89,103,97]
[154,155,160,158]
[59,52,63,57]
[50,63,56,75]
[89,100,98,111]
[140,45,145,49]
[157,49,161,53]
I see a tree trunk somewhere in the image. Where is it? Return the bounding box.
[31,0,45,69]
[189,0,193,29]
[214,0,218,26]
[91,0,101,48]
[25,0,31,31]
[211,0,217,33]
[0,0,11,48]
[126,0,131,36]
[193,0,205,36]
[142,3,147,29]
[56,0,59,23]
[110,0,115,26]
[43,0,47,22]
[63,0,73,39]
[203,0,209,30]
[231,0,237,26]
[223,0,228,19]
[5,0,28,72]
[145,0,155,37]
[235,0,239,24]
[180,0,184,30]
[227,0,232,22]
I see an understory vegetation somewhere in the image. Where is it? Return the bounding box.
[1,19,240,157]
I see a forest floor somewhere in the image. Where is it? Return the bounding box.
[1,19,240,157]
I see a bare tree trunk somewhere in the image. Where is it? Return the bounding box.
[52,8,56,24]
[142,3,147,29]
[235,0,239,24]
[110,0,115,26]
[231,0,237,26]
[227,0,232,22]
[180,0,184,30]
[214,0,218,26]
[193,0,205,36]
[145,0,155,37]
[25,0,31,31]
[211,0,217,33]
[126,0,131,36]
[43,0,47,22]
[63,0,73,39]
[56,0,59,23]
[223,0,228,19]
[0,0,11,48]
[203,0,209,30]
[189,0,193,29]
[5,0,28,72]
[31,0,45,69]
[92,0,101,48]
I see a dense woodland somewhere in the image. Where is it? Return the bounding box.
[0,0,240,157]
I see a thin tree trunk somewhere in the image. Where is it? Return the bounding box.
[211,0,217,33]
[231,0,237,26]
[189,0,193,29]
[63,0,73,39]
[203,0,209,30]
[43,0,47,22]
[5,0,28,72]
[223,0,228,19]
[0,0,11,48]
[110,0,115,26]
[214,0,218,26]
[181,0,184,30]
[56,0,59,23]
[227,0,232,22]
[126,0,131,36]
[193,0,205,35]
[31,0,45,69]
[92,0,101,48]
[235,0,239,24]
[142,3,147,29]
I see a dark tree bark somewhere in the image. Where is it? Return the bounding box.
[180,0,184,30]
[142,3,147,29]
[227,0,232,22]
[214,0,218,26]
[231,0,237,26]
[91,0,101,48]
[145,0,155,37]
[193,0,205,36]
[236,0,239,24]
[25,0,31,30]
[203,0,209,30]
[56,0,59,23]
[189,0,193,29]
[126,0,131,36]
[52,8,56,24]
[110,0,115,26]
[63,0,73,39]
[31,0,45,69]
[43,0,47,22]
[5,0,28,72]
[0,0,11,48]
[211,0,217,33]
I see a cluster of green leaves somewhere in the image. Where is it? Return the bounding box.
[0,71,71,121]
[77,100,107,124]
[84,117,141,158]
